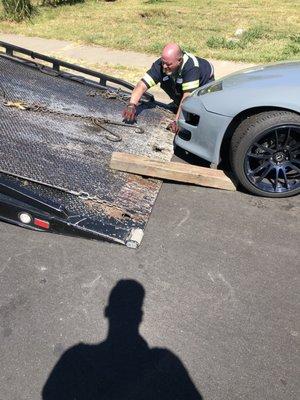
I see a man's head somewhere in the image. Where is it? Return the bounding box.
[104,279,145,327]
[161,43,183,76]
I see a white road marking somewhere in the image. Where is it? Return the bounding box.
[177,208,190,227]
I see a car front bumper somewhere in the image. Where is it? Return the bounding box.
[175,97,232,165]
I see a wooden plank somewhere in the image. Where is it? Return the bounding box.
[110,152,236,192]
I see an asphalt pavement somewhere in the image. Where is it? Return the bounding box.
[0,178,299,399]
[0,34,299,400]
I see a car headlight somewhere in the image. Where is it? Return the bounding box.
[197,81,223,96]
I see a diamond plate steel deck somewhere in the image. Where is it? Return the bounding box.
[0,55,174,245]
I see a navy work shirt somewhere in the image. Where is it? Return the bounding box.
[142,52,214,102]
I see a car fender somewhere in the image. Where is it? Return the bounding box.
[201,86,300,117]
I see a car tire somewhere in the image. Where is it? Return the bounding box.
[230,111,300,198]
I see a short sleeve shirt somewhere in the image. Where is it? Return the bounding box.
[142,52,213,95]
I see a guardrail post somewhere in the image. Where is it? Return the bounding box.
[6,47,13,56]
[53,61,60,71]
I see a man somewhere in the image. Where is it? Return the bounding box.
[122,43,214,133]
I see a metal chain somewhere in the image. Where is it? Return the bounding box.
[24,102,144,141]
[0,76,145,142]
[86,88,130,104]
[3,98,145,142]
[87,88,174,118]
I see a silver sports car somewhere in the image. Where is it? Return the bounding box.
[176,62,300,198]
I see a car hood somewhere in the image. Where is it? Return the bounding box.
[198,61,300,116]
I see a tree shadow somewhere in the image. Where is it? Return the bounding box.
[42,279,203,400]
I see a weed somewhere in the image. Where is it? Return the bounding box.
[241,24,267,43]
[149,41,165,53]
[207,24,270,53]
[206,36,245,50]
[139,9,167,18]
[41,0,84,6]
[2,0,34,21]
[145,0,169,4]
[283,42,300,57]
[290,34,300,44]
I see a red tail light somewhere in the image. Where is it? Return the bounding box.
[33,218,50,229]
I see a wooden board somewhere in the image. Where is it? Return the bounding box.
[110,152,236,192]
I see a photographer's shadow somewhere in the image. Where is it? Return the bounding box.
[42,279,202,400]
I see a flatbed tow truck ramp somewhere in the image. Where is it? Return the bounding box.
[0,42,174,247]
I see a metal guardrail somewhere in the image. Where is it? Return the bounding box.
[0,41,155,102]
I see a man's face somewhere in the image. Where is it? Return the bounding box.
[161,56,183,76]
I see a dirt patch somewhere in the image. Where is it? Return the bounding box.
[84,198,145,222]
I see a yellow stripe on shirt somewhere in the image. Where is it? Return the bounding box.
[142,73,156,88]
[182,80,200,91]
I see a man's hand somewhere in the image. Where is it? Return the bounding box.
[122,103,137,123]
[167,120,179,134]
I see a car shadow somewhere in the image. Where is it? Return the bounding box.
[173,145,239,190]
[173,145,211,167]
[42,279,203,400]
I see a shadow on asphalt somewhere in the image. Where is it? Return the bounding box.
[173,145,211,167]
[42,279,203,400]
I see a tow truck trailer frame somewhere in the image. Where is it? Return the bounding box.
[0,41,172,247]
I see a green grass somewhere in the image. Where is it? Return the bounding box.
[0,0,299,63]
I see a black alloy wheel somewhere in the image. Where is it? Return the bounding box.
[245,125,299,194]
[230,111,300,198]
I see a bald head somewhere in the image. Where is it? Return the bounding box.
[161,43,183,75]
[162,43,183,61]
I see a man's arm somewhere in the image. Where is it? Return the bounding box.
[122,80,147,122]
[167,92,191,134]
[123,60,161,123]
[129,80,148,105]
[175,92,190,121]
[168,63,200,133]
